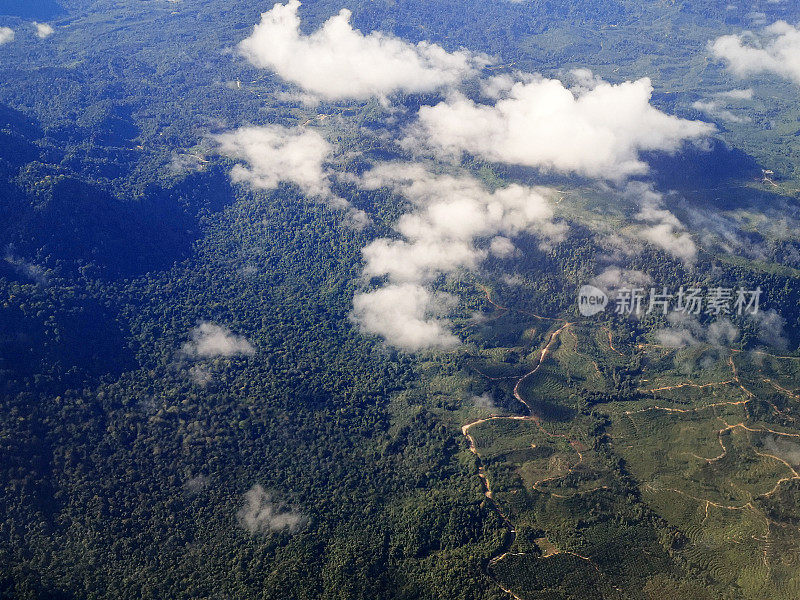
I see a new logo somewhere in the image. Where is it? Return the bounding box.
[578,285,608,316]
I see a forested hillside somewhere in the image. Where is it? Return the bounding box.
[1,0,799,598]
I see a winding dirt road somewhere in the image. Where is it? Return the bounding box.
[460,289,601,597]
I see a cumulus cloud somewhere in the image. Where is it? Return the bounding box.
[214,125,369,227]
[654,314,739,349]
[655,327,700,348]
[407,76,714,180]
[0,27,14,45]
[357,164,562,283]
[753,309,788,349]
[182,322,255,358]
[189,364,213,387]
[747,12,768,27]
[692,99,750,123]
[711,21,800,84]
[591,266,652,317]
[238,484,305,534]
[717,88,754,100]
[707,318,740,346]
[637,223,697,263]
[489,236,517,257]
[33,22,54,39]
[682,207,765,260]
[215,125,332,196]
[351,283,459,350]
[566,68,607,94]
[349,164,564,349]
[692,88,755,124]
[472,392,497,411]
[238,0,488,100]
[625,183,698,263]
[591,266,652,294]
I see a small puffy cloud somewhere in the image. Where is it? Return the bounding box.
[655,314,740,349]
[679,206,797,261]
[214,125,332,197]
[626,182,697,263]
[692,99,750,123]
[566,67,606,94]
[710,21,800,84]
[655,327,699,348]
[189,364,213,386]
[214,125,369,227]
[481,73,518,99]
[33,22,54,39]
[591,266,652,294]
[169,153,207,174]
[472,392,496,411]
[763,435,800,465]
[182,322,255,358]
[716,88,753,100]
[0,27,14,45]
[489,236,517,257]
[753,309,788,349]
[707,318,740,346]
[238,485,304,534]
[407,76,713,180]
[638,223,697,263]
[184,474,208,495]
[4,248,48,285]
[351,283,459,350]
[238,0,488,100]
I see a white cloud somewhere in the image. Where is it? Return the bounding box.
[591,266,652,294]
[747,12,768,27]
[716,88,753,100]
[764,435,800,465]
[655,327,699,348]
[238,485,304,534]
[214,125,332,197]
[33,22,54,39]
[407,76,714,180]
[351,283,460,350]
[0,27,14,45]
[214,125,369,227]
[711,21,800,85]
[350,164,563,349]
[654,314,739,349]
[472,392,497,411]
[707,318,740,346]
[626,182,698,263]
[566,68,606,94]
[637,223,697,263]
[357,164,562,284]
[692,99,750,123]
[754,309,788,349]
[238,0,488,101]
[4,248,48,285]
[184,474,208,495]
[189,364,213,386]
[182,322,255,358]
[489,236,517,257]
